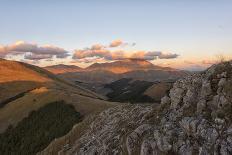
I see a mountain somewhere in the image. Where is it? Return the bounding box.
[44,64,82,74]
[42,60,232,155]
[56,59,189,83]
[86,58,171,73]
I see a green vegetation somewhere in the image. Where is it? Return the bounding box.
[0,100,81,155]
[105,78,154,103]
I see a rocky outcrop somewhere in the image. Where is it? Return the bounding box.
[62,61,232,155]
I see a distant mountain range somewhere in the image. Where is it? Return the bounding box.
[45,59,189,83]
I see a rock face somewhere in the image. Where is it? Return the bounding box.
[63,61,232,155]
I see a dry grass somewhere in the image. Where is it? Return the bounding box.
[0,60,50,83]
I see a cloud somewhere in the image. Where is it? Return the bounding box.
[91,44,104,50]
[1,40,179,64]
[109,40,123,47]
[72,40,179,63]
[24,54,53,60]
[0,41,70,59]
[158,53,179,59]
[74,57,106,63]
[0,45,8,57]
[73,49,110,59]
[72,40,132,60]
[73,48,178,63]
[109,40,136,48]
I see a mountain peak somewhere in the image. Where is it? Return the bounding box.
[86,59,165,73]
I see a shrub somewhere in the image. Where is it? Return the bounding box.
[0,100,81,155]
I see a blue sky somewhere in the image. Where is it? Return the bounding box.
[0,0,231,70]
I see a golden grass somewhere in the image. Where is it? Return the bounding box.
[0,60,50,83]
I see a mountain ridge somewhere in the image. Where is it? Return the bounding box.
[44,59,188,83]
[44,59,176,74]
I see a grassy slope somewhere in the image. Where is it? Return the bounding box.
[0,59,50,83]
[0,59,114,133]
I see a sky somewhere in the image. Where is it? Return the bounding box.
[0,0,232,70]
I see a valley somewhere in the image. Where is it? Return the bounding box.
[44,59,187,103]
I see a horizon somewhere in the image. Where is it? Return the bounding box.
[0,0,232,71]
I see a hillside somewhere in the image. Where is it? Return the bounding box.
[40,61,232,155]
[0,59,114,134]
[0,59,50,83]
[0,59,101,106]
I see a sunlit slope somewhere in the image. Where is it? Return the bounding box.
[54,59,189,83]
[0,59,50,83]
[0,59,114,133]
[0,59,103,102]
